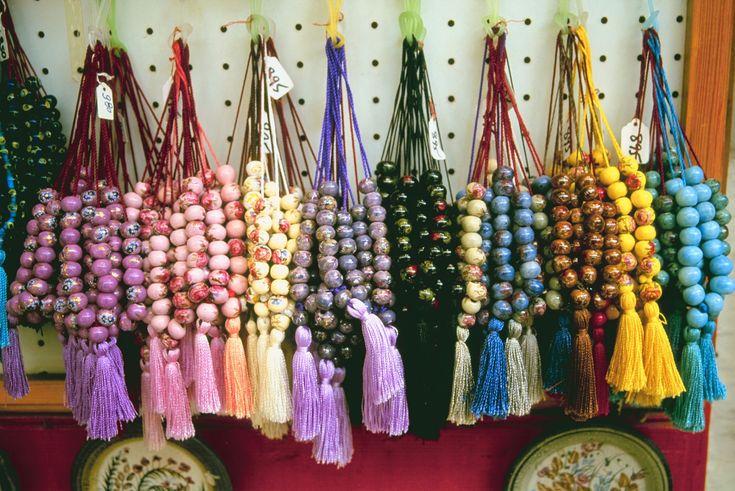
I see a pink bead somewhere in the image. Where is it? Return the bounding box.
[205,209,226,225]
[127,303,148,321]
[220,183,241,202]
[187,282,210,304]
[209,285,229,304]
[172,245,188,262]
[186,252,209,269]
[230,256,248,274]
[173,292,193,309]
[208,269,230,286]
[119,312,134,331]
[224,201,245,220]
[222,297,241,318]
[226,219,246,238]
[148,250,168,267]
[171,261,188,278]
[184,205,205,222]
[170,228,187,246]
[215,164,236,185]
[174,308,196,325]
[124,192,143,208]
[150,235,170,251]
[149,266,171,284]
[196,302,219,323]
[185,221,206,237]
[208,240,229,256]
[169,276,188,293]
[228,238,245,256]
[167,319,186,340]
[184,267,208,284]
[206,224,227,241]
[228,274,248,295]
[150,315,170,333]
[125,207,141,222]
[185,177,204,195]
[133,182,150,197]
[186,235,208,253]
[151,298,172,315]
[147,282,168,301]
[200,190,223,211]
[209,254,230,271]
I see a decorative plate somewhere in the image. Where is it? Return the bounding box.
[505,425,671,491]
[72,432,232,491]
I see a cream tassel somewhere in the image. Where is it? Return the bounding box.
[506,320,531,416]
[447,327,478,425]
[521,324,545,405]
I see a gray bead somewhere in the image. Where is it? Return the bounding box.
[352,220,368,236]
[350,204,367,221]
[345,269,365,287]
[338,254,358,271]
[304,189,320,203]
[367,205,387,222]
[292,310,308,326]
[317,342,336,359]
[317,255,338,272]
[363,191,382,208]
[355,234,373,251]
[357,250,373,267]
[319,180,340,197]
[301,202,318,219]
[372,288,393,306]
[289,266,310,283]
[338,238,357,255]
[372,270,392,289]
[330,330,348,345]
[336,209,353,226]
[372,237,391,255]
[316,310,337,329]
[293,250,313,268]
[351,285,369,301]
[362,264,375,282]
[368,221,388,239]
[323,269,344,289]
[336,225,354,239]
[316,225,336,241]
[300,219,316,235]
[318,195,338,210]
[296,234,313,251]
[334,289,352,309]
[316,209,336,226]
[318,239,339,256]
[378,309,396,326]
[315,291,334,310]
[338,320,354,334]
[359,178,379,195]
[304,295,317,313]
[373,254,392,271]
[290,283,310,301]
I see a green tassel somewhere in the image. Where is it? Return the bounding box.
[671,327,705,432]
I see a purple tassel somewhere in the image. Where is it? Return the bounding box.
[76,341,96,425]
[332,368,353,468]
[383,327,409,436]
[292,326,320,442]
[346,298,402,405]
[2,328,29,399]
[312,359,340,465]
[87,340,136,440]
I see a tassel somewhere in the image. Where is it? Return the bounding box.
[447,327,477,425]
[223,317,253,419]
[384,326,409,435]
[700,320,726,401]
[472,318,508,418]
[0,259,8,349]
[332,368,353,468]
[312,359,340,465]
[564,309,597,421]
[87,340,137,440]
[591,311,610,416]
[666,300,686,362]
[639,302,684,403]
[347,298,402,405]
[606,288,646,392]
[256,319,269,416]
[671,326,705,432]
[141,364,165,451]
[180,328,195,388]
[1,327,29,399]
[245,319,261,426]
[544,314,571,394]
[148,331,166,414]
[193,322,221,414]
[521,325,545,405]
[259,420,289,440]
[164,348,195,440]
[210,330,226,412]
[63,337,78,409]
[292,325,320,441]
[76,342,96,425]
[262,329,292,424]
[505,320,531,417]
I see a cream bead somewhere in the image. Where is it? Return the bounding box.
[245,319,258,335]
[256,215,273,232]
[460,232,482,249]
[270,314,290,332]
[287,222,300,239]
[466,281,488,302]
[284,209,302,225]
[271,278,290,295]
[252,278,271,295]
[280,193,300,211]
[461,297,482,314]
[269,233,288,250]
[466,199,488,218]
[256,316,270,333]
[464,247,486,266]
[254,302,270,318]
[246,160,265,176]
[461,215,482,232]
[263,181,278,198]
[270,264,289,280]
[267,295,289,314]
[286,238,298,254]
[251,261,270,279]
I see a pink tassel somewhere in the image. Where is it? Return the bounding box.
[346,299,402,405]
[1,327,29,399]
[210,331,226,413]
[148,331,166,414]
[312,360,340,465]
[332,368,353,468]
[193,322,221,414]
[180,328,195,387]
[164,348,194,440]
[292,325,319,442]
[87,340,136,440]
[141,364,165,451]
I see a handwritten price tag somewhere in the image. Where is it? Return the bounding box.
[0,26,9,62]
[96,82,114,120]
[620,118,650,164]
[260,110,273,154]
[428,117,446,160]
[265,56,294,100]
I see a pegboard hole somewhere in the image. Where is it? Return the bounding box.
[372,96,380,104]
[600,55,607,62]
[298,98,305,105]
[149,65,156,72]
[601,17,608,24]
[448,168,455,175]
[297,61,304,68]
[301,170,308,177]
[448,132,455,139]
[156,137,163,144]
[448,58,455,65]
[674,53,682,61]
[225,100,232,107]
[523,94,530,101]
[448,19,455,27]
[41,68,49,75]
[146,27,154,35]
[373,133,380,140]
[38,31,45,38]
[295,23,303,31]
[76,67,83,74]
[372,59,379,67]
[299,135,307,142]
[599,92,606,100]
[73,29,81,38]
[371,21,379,29]
[676,15,684,23]
[448,95,455,102]
[223,63,230,70]
[524,56,531,63]
[637,54,643,62]
[227,136,233,143]
[220,26,228,33]
[189,64,193,71]
[152,101,160,109]
[562,93,568,100]
[638,15,646,23]
[37,339,45,347]
[524,18,531,25]
[672,91,679,98]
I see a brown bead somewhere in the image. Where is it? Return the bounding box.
[582,248,603,266]
[604,218,619,235]
[570,288,591,308]
[553,221,574,239]
[570,239,582,253]
[603,248,622,265]
[568,193,580,208]
[600,282,619,299]
[602,202,617,218]
[552,255,573,273]
[569,207,584,223]
[552,205,571,222]
[592,292,610,310]
[580,185,599,202]
[568,166,588,181]
[579,265,598,285]
[602,264,622,282]
[550,188,571,205]
[550,239,572,255]
[582,200,604,216]
[577,173,596,189]
[638,256,657,275]
[586,214,605,233]
[634,208,655,226]
[620,252,638,272]
[584,232,604,250]
[552,174,572,190]
[573,223,585,239]
[560,268,579,288]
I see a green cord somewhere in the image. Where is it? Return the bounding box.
[248,0,270,42]
[399,0,425,43]
[106,0,126,55]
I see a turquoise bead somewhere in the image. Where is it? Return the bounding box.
[677,245,704,266]
[711,192,729,211]
[702,239,725,258]
[676,207,700,228]
[710,276,735,295]
[715,209,732,226]
[648,187,659,200]
[699,220,720,240]
[709,255,734,276]
[665,177,684,195]
[686,307,709,328]
[677,266,702,287]
[645,171,662,190]
[683,165,705,185]
[693,183,713,203]
[652,239,662,253]
[682,284,706,306]
[705,292,725,316]
[675,186,698,207]
[655,270,670,287]
[704,178,721,195]
[723,241,732,256]
[679,227,702,246]
[696,201,716,222]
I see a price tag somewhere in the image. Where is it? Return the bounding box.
[428,117,446,160]
[0,26,9,62]
[620,118,650,164]
[265,56,294,100]
[260,110,273,154]
[96,82,114,120]
[162,76,173,103]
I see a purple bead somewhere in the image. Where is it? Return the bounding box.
[323,269,344,289]
[24,236,39,252]
[107,203,125,220]
[81,206,96,221]
[34,246,56,264]
[26,278,49,296]
[355,234,373,251]
[318,255,338,272]
[300,219,316,235]
[61,262,82,278]
[359,178,379,194]
[363,191,382,208]
[126,285,147,302]
[92,208,111,225]
[46,200,62,216]
[98,274,119,293]
[109,253,122,268]
[336,209,352,226]
[289,266,310,283]
[60,277,83,294]
[296,234,313,251]
[302,202,318,220]
[122,238,142,255]
[315,291,334,310]
[60,213,82,229]
[338,255,358,271]
[26,219,40,235]
[316,209,336,226]
[108,235,122,252]
[33,262,54,280]
[32,203,46,218]
[37,231,56,248]
[345,269,365,286]
[77,308,96,328]
[373,254,392,271]
[81,223,93,239]
[293,250,313,268]
[318,239,339,256]
[122,254,143,270]
[123,268,145,286]
[368,221,388,239]
[378,309,396,326]
[16,267,32,284]
[67,292,88,312]
[91,258,113,276]
[352,221,368,236]
[60,227,81,246]
[89,326,109,343]
[84,272,97,289]
[316,225,336,241]
[372,237,391,255]
[372,270,392,289]
[367,205,387,222]
[121,221,141,238]
[357,250,373,267]
[92,225,110,243]
[351,285,369,301]
[96,292,118,309]
[336,225,354,239]
[334,289,352,309]
[350,204,367,221]
[319,180,340,197]
[290,283,310,301]
[97,309,117,326]
[338,238,357,255]
[89,243,111,259]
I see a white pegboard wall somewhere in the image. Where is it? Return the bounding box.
[8,0,687,194]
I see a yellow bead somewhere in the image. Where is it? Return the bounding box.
[566,150,584,165]
[634,240,655,259]
[592,147,608,165]
[618,155,639,176]
[619,233,635,252]
[616,197,633,216]
[599,167,621,186]
[618,216,636,233]
[607,181,628,200]
[631,189,653,209]
[634,225,656,241]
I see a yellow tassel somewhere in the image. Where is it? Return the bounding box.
[626,390,662,408]
[639,301,685,400]
[606,288,646,392]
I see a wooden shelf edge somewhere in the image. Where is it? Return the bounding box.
[0,379,68,413]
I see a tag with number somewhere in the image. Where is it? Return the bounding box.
[0,26,9,62]
[620,118,650,164]
[428,117,446,160]
[96,82,114,120]
[265,56,294,100]
[260,110,273,154]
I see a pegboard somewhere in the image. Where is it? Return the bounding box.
[4,0,687,374]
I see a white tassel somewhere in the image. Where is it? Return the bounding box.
[262,329,292,423]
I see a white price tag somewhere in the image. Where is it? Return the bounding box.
[620,118,650,164]
[0,26,9,62]
[265,56,294,100]
[96,82,114,120]
[260,110,273,154]
[162,76,173,103]
[428,117,446,160]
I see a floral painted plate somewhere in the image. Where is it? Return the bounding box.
[72,432,232,491]
[505,425,671,491]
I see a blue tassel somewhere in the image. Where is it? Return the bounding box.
[0,251,8,349]
[671,327,705,432]
[544,314,571,394]
[700,321,726,401]
[471,318,508,419]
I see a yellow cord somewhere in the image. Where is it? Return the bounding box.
[327,0,344,47]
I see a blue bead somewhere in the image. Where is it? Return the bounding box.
[682,284,706,306]
[491,247,512,265]
[495,264,516,282]
[520,260,541,279]
[518,244,537,262]
[511,290,530,311]
[513,226,535,245]
[493,214,510,230]
[480,222,494,239]
[677,266,703,287]
[687,307,709,328]
[676,207,700,228]
[524,278,545,296]
[483,189,495,203]
[679,227,702,246]
[480,262,489,272]
[675,186,699,207]
[683,165,705,185]
[709,255,733,276]
[512,191,532,209]
[531,175,552,194]
[481,239,493,254]
[491,300,513,320]
[654,270,670,287]
[665,177,685,195]
[491,196,511,214]
[513,208,534,227]
[705,292,725,316]
[482,274,490,285]
[493,230,513,247]
[696,201,716,223]
[677,245,704,266]
[710,276,735,295]
[693,183,713,203]
[490,281,513,300]
[699,220,721,240]
[456,190,466,200]
[702,239,725,258]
